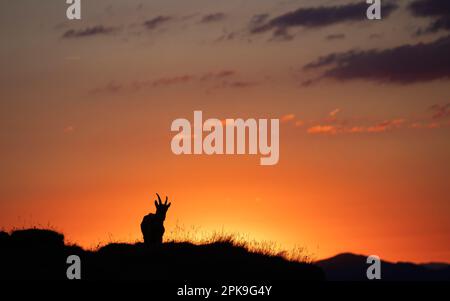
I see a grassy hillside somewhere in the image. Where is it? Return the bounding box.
[0,228,324,280]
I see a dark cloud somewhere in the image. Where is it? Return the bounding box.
[419,17,450,34]
[303,35,450,85]
[143,16,172,30]
[251,2,398,36]
[409,0,450,17]
[200,13,226,23]
[409,0,450,34]
[62,26,117,38]
[325,33,346,40]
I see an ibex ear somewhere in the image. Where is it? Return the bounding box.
[167,202,171,208]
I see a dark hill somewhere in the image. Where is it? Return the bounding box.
[316,253,450,281]
[0,229,324,280]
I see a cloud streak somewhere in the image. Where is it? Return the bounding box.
[62,26,117,38]
[200,13,226,24]
[250,2,398,38]
[303,35,450,85]
[143,16,172,30]
[409,0,450,34]
[307,119,406,135]
[304,107,450,136]
[276,106,450,136]
[91,70,260,94]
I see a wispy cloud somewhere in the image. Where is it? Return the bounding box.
[249,14,270,28]
[223,81,259,88]
[62,25,117,38]
[366,119,405,133]
[281,114,296,123]
[279,114,304,127]
[250,2,398,39]
[90,81,124,94]
[307,119,405,135]
[304,106,450,136]
[200,70,236,81]
[215,32,236,42]
[128,74,195,90]
[91,69,259,94]
[143,16,172,30]
[307,125,338,135]
[430,103,450,119]
[409,122,441,129]
[329,109,340,118]
[200,13,226,24]
[151,75,194,87]
[270,27,294,42]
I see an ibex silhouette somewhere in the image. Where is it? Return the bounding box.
[141,193,171,245]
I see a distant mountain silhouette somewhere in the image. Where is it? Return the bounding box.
[0,229,323,280]
[316,253,450,281]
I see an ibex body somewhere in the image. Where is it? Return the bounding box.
[141,193,171,245]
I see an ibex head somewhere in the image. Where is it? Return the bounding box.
[154,193,171,220]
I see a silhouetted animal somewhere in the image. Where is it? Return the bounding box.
[141,193,171,245]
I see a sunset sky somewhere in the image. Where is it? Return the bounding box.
[1,0,449,263]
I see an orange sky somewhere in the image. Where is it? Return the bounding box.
[1,0,450,263]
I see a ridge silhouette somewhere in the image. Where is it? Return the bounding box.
[2,227,449,280]
[0,228,325,280]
